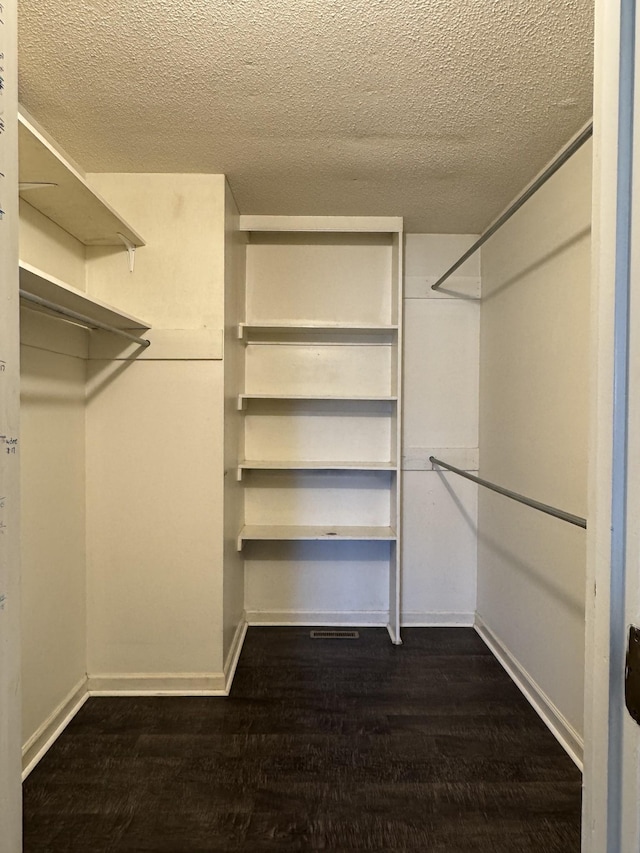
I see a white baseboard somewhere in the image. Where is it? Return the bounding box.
[21,623,250,776]
[475,614,584,770]
[89,620,249,697]
[224,616,248,693]
[246,610,475,629]
[87,672,228,695]
[402,610,475,627]
[22,675,89,779]
[245,609,388,627]
[89,672,226,696]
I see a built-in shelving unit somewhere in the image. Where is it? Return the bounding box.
[237,215,403,644]
[18,107,145,248]
[19,261,150,332]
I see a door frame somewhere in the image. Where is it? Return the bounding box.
[584,1,640,850]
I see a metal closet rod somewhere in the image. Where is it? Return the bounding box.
[19,290,151,348]
[431,119,594,291]
[429,456,587,529]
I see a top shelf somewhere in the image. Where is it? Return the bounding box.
[238,322,398,340]
[239,215,403,234]
[18,108,145,248]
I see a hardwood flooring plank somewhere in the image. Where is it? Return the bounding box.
[23,627,581,852]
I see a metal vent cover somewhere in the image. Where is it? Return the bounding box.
[310,630,359,639]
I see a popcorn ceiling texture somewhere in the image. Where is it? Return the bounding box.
[18,0,593,232]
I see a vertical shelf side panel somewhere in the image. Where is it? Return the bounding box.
[223,187,248,657]
[390,230,404,643]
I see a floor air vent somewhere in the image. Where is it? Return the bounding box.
[310,630,360,639]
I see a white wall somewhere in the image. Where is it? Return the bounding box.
[19,329,88,749]
[18,206,89,762]
[0,2,22,844]
[401,235,480,625]
[19,201,85,289]
[477,140,592,749]
[85,173,229,690]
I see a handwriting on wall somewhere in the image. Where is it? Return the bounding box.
[0,435,17,454]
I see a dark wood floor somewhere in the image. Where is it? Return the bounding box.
[23,627,582,852]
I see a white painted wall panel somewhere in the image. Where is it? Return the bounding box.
[245,541,390,622]
[85,173,227,682]
[477,140,591,737]
[86,173,226,331]
[18,197,89,765]
[401,234,480,625]
[402,471,477,625]
[20,337,87,744]
[246,235,395,325]
[403,298,479,450]
[86,359,224,675]
[243,402,393,463]
[245,344,393,396]
[0,3,22,842]
[244,471,392,527]
[19,200,86,290]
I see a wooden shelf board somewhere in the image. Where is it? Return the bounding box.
[239,215,403,234]
[18,110,145,247]
[239,393,397,405]
[240,322,398,332]
[239,322,398,342]
[19,261,151,331]
[238,460,396,471]
[238,524,397,549]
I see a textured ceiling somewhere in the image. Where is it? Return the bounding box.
[18,0,593,233]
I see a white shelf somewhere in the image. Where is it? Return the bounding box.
[238,393,397,409]
[19,261,151,331]
[237,460,396,479]
[238,460,396,471]
[238,322,398,339]
[18,109,145,247]
[240,215,403,233]
[237,524,397,550]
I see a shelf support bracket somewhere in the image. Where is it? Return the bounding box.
[18,181,58,191]
[117,232,136,273]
